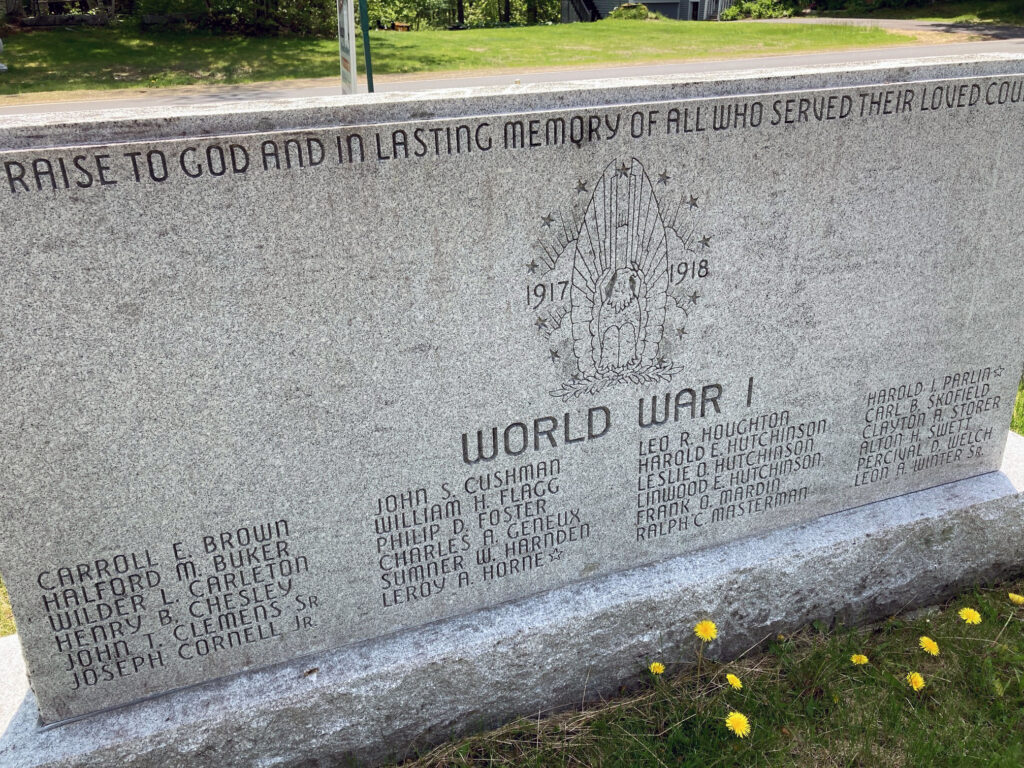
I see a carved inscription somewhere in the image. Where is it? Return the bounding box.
[527,158,714,399]
[4,76,1022,196]
[40,551,169,691]
[35,519,319,693]
[636,410,828,541]
[855,366,1006,486]
[372,458,589,607]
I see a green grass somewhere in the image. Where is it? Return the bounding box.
[0,576,14,638]
[821,0,1024,26]
[399,581,1024,767]
[0,19,916,95]
[1013,377,1024,436]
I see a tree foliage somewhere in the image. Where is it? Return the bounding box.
[132,0,559,34]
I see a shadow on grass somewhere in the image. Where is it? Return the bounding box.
[921,21,1024,38]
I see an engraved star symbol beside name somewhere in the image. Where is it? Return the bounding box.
[540,214,555,228]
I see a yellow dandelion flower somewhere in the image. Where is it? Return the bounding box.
[850,654,869,666]
[958,607,982,625]
[649,662,665,676]
[725,711,751,738]
[1009,593,1024,606]
[726,673,743,690]
[694,620,718,642]
[906,672,925,692]
[918,636,940,656]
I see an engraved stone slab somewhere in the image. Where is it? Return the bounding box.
[1,55,1023,724]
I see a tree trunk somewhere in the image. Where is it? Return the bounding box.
[501,0,509,23]
[456,0,463,25]
[526,0,536,23]
[4,0,24,19]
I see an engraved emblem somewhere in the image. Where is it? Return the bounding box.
[525,158,714,400]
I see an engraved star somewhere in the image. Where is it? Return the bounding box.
[526,260,538,274]
[687,195,699,209]
[535,317,548,330]
[549,548,563,561]
[689,291,700,305]
[541,214,555,228]
[570,372,580,383]
[657,170,670,185]
[616,161,630,177]
[576,180,588,193]
[550,349,560,362]
[700,235,712,248]
[994,366,1005,377]
[657,356,667,367]
[676,327,688,338]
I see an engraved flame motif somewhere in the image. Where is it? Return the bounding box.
[570,158,670,379]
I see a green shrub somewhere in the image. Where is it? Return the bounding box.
[720,0,794,18]
[608,2,651,19]
[134,0,339,35]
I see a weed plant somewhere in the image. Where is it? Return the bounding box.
[399,583,1024,767]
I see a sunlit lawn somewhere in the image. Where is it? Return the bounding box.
[0,19,916,95]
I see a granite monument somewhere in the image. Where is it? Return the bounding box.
[1,53,1023,766]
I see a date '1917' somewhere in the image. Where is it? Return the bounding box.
[527,281,570,308]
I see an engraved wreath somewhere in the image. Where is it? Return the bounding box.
[524,158,714,400]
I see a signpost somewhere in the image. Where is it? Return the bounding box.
[337,0,374,94]
[358,0,374,93]
[336,0,358,93]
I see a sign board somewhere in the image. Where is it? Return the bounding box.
[337,0,357,94]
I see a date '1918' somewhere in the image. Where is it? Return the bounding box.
[669,259,710,285]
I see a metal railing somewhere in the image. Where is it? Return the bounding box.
[567,0,600,22]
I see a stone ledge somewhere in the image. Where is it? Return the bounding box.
[3,432,1023,768]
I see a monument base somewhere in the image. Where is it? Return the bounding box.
[4,433,1023,768]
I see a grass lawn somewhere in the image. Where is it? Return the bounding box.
[0,576,14,637]
[399,581,1024,767]
[1013,377,1024,435]
[0,19,918,95]
[820,0,1024,26]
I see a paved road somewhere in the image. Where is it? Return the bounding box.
[1,20,1022,116]
[753,16,1024,38]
